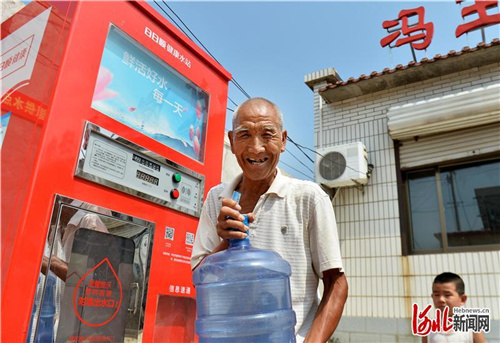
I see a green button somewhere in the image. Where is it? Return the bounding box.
[173,173,182,183]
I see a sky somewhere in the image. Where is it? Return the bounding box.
[147,1,499,180]
[12,1,500,179]
[15,0,497,179]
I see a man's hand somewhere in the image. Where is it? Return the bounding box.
[216,198,254,240]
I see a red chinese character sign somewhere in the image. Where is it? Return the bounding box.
[380,6,434,50]
[380,1,500,58]
[2,93,48,123]
[455,0,500,37]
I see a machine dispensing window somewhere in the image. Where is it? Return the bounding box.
[91,24,210,162]
[28,196,154,343]
[153,295,196,342]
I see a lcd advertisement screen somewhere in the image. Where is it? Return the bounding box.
[92,25,209,162]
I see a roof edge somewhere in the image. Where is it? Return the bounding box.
[304,67,343,91]
[320,38,500,103]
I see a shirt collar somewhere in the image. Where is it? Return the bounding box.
[219,174,243,199]
[265,168,289,198]
[219,168,290,199]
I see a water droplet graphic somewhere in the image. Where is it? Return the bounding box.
[72,257,123,327]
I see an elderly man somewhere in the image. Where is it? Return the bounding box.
[191,97,348,342]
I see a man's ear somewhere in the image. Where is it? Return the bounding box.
[281,130,287,153]
[460,294,467,306]
[228,131,235,153]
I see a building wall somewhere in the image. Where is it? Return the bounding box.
[313,62,500,342]
[1,0,24,23]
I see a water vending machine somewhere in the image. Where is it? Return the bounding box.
[1,1,231,341]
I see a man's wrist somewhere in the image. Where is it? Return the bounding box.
[212,240,229,254]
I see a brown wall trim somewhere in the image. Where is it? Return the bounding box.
[394,139,410,256]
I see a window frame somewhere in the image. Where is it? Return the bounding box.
[400,155,500,255]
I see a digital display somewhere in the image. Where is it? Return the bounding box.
[91,25,210,162]
[132,154,160,172]
[136,170,159,186]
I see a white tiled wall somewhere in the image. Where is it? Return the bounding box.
[314,62,500,321]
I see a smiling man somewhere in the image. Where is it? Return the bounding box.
[191,97,348,342]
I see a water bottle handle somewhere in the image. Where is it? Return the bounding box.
[231,191,241,203]
[228,191,246,233]
[228,214,249,246]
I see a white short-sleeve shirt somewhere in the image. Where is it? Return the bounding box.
[428,330,473,342]
[191,169,344,340]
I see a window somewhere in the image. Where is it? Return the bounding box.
[405,159,500,253]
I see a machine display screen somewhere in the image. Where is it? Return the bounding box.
[136,169,159,186]
[133,153,161,172]
[91,25,209,162]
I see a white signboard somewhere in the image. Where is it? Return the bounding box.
[1,7,51,99]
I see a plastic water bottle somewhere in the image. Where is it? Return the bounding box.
[193,202,296,342]
[35,274,56,343]
[26,277,39,343]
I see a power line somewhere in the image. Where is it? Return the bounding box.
[160,1,213,58]
[227,96,239,108]
[279,160,314,181]
[154,1,320,180]
[153,0,191,40]
[286,136,315,164]
[230,79,251,99]
[284,149,314,175]
[157,1,251,99]
[153,2,242,125]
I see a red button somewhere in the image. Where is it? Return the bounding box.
[171,189,180,199]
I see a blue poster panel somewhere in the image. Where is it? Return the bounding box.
[92,25,209,162]
[0,112,11,149]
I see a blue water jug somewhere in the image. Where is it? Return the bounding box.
[26,276,40,343]
[35,273,56,343]
[193,215,296,342]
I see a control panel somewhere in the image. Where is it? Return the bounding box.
[75,123,205,217]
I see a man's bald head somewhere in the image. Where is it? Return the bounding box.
[232,97,284,131]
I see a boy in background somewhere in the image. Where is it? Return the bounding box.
[423,272,485,343]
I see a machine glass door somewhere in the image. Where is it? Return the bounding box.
[28,195,154,343]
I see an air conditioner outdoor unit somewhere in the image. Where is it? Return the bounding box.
[315,142,368,188]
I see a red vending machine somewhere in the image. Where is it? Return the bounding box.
[1,1,231,342]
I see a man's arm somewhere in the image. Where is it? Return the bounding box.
[192,240,229,271]
[41,255,68,281]
[473,332,485,343]
[305,268,348,343]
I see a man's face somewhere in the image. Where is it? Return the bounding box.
[431,282,466,316]
[229,101,286,182]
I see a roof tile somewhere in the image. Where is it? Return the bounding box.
[320,38,500,92]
